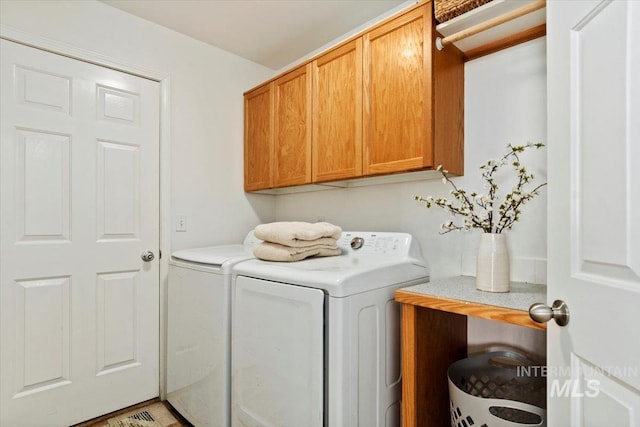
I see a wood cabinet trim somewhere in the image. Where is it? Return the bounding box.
[363,4,433,175]
[395,289,546,330]
[273,62,308,85]
[366,2,430,40]
[463,23,546,61]
[244,83,274,191]
[312,38,363,182]
[433,30,465,175]
[273,63,312,187]
[242,1,432,95]
[314,37,361,67]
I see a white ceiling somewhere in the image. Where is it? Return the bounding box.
[100,0,406,70]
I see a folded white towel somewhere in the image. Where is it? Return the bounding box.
[254,221,342,247]
[253,242,341,262]
[262,236,338,248]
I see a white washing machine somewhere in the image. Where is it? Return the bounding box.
[231,231,430,427]
[167,232,261,427]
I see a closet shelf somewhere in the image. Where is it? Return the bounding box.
[435,0,546,61]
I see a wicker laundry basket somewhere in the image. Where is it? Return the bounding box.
[448,351,546,427]
[434,0,493,23]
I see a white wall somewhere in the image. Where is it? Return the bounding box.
[0,0,277,251]
[276,38,548,283]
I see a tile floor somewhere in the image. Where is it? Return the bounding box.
[73,399,191,427]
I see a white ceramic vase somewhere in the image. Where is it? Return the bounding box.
[475,233,510,292]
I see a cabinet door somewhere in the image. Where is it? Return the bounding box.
[363,4,433,175]
[273,64,312,187]
[244,84,273,191]
[312,39,363,182]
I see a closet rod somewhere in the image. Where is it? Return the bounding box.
[436,0,546,50]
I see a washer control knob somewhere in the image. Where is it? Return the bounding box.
[350,237,364,250]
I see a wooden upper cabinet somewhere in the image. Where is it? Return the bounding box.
[363,3,464,177]
[273,64,312,187]
[312,39,363,182]
[363,5,432,175]
[243,1,464,192]
[244,83,273,191]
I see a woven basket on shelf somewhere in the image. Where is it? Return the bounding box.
[434,0,493,23]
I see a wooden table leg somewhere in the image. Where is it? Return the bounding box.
[401,303,418,427]
[401,304,467,427]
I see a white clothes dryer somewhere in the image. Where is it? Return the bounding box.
[167,232,260,427]
[231,231,429,427]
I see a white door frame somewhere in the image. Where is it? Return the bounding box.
[0,24,172,400]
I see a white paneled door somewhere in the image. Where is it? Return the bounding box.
[0,39,160,426]
[547,0,640,424]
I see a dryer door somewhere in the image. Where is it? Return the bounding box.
[232,276,324,427]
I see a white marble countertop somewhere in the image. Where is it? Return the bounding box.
[399,275,547,312]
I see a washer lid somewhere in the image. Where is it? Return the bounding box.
[171,244,254,266]
[234,232,429,297]
[233,256,428,297]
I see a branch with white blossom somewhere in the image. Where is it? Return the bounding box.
[413,142,546,234]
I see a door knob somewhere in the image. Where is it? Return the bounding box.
[529,300,570,326]
[141,250,155,262]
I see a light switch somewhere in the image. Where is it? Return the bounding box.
[175,215,187,232]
